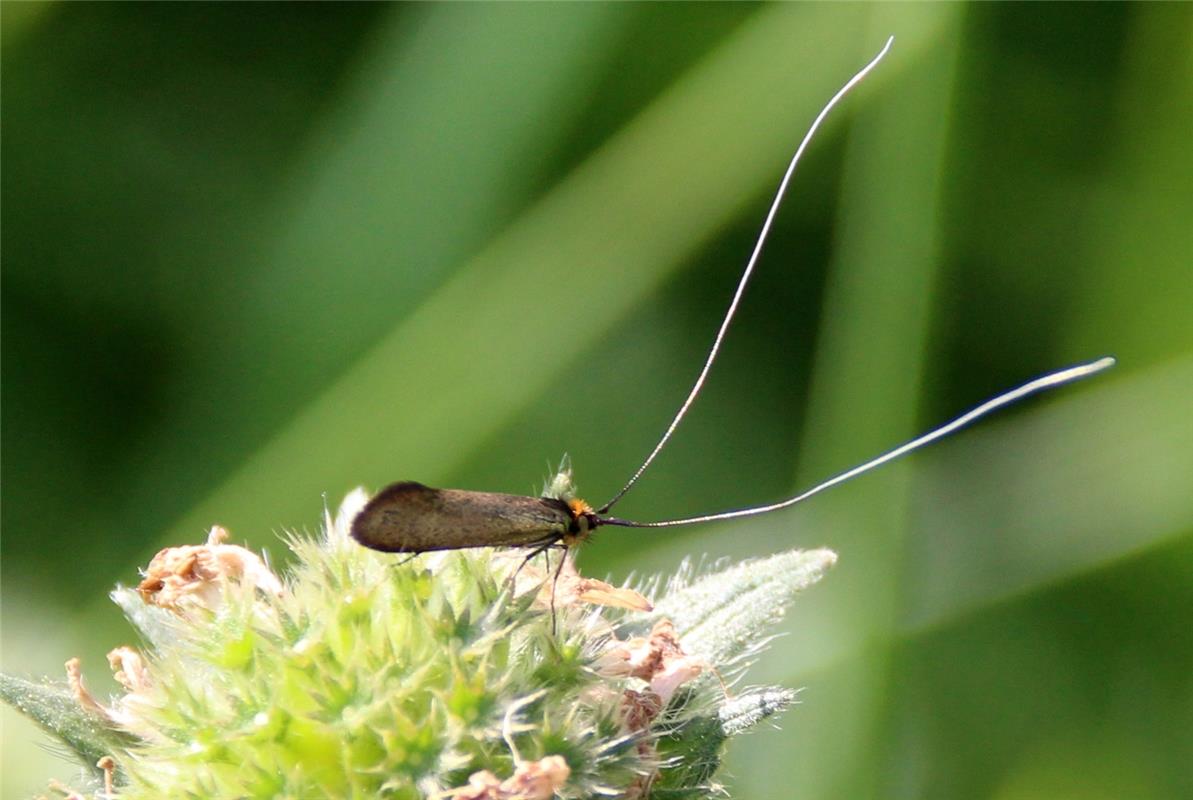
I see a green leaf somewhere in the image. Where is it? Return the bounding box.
[0,672,135,777]
[650,549,837,665]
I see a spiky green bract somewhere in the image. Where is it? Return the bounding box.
[4,490,837,799]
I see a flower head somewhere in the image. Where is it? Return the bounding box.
[4,490,836,799]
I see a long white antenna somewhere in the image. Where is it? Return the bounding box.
[599,36,896,514]
[599,357,1115,528]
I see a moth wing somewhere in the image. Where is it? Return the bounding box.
[350,481,571,553]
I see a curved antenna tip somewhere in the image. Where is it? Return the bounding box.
[1059,356,1117,383]
[598,35,897,514]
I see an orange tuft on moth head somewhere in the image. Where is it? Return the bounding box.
[560,497,598,546]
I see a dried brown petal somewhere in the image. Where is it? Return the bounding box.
[137,525,282,613]
[64,658,109,721]
[573,578,653,612]
[620,689,664,732]
[517,555,652,612]
[450,756,570,800]
[96,755,116,796]
[598,617,706,720]
[106,646,151,695]
[649,653,704,705]
[453,770,501,800]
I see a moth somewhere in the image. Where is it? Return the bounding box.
[351,37,1113,564]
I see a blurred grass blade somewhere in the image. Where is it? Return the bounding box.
[157,4,938,553]
[905,352,1193,628]
[737,353,1193,684]
[720,354,1193,800]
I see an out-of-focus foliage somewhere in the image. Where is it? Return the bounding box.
[4,3,1190,798]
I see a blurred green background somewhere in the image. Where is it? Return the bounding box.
[3,3,1191,798]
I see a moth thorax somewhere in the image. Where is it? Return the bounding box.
[563,497,597,545]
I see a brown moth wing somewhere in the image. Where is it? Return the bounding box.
[350,481,574,553]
